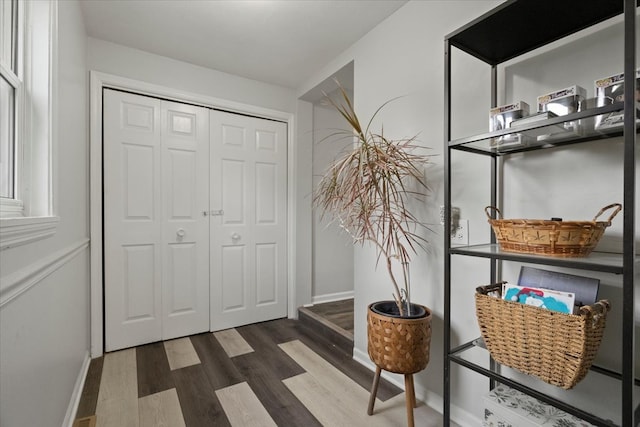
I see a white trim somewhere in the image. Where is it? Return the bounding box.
[0,198,24,217]
[0,237,88,306]
[0,215,59,250]
[0,61,20,87]
[48,0,58,217]
[353,348,480,427]
[287,107,297,321]
[0,0,23,214]
[311,290,354,305]
[1,0,57,220]
[89,71,103,358]
[62,351,91,427]
[448,405,482,427]
[90,71,297,357]
[353,346,404,388]
[19,0,56,218]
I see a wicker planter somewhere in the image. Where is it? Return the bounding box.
[367,301,432,427]
[367,301,432,374]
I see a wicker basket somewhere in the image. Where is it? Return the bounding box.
[475,283,610,389]
[367,303,432,374]
[485,203,621,257]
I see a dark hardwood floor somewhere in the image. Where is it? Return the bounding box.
[304,298,354,334]
[75,314,434,427]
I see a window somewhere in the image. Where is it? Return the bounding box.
[0,0,18,203]
[0,0,58,249]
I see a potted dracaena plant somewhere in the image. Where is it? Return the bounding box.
[314,84,432,426]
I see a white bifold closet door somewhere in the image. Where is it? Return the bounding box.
[104,89,210,352]
[209,110,288,331]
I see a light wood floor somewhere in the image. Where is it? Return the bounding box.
[75,317,446,426]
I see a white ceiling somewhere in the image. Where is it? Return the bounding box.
[80,0,407,89]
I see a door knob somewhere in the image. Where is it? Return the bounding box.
[177,228,186,238]
[231,232,241,241]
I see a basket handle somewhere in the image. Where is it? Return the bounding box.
[476,282,507,296]
[484,206,502,220]
[592,203,622,223]
[579,299,611,316]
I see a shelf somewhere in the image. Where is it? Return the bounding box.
[450,244,626,274]
[449,340,640,427]
[449,104,636,156]
[444,1,638,425]
[446,0,629,65]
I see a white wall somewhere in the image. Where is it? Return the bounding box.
[295,99,314,310]
[296,1,512,425]
[300,2,638,425]
[0,1,90,426]
[87,37,298,114]
[312,103,354,302]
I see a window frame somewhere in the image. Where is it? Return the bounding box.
[0,0,22,211]
[0,0,58,250]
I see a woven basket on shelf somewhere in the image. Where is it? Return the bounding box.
[367,303,432,374]
[485,203,621,257]
[475,283,610,389]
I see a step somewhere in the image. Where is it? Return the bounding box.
[298,305,354,356]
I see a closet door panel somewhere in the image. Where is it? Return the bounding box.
[104,90,163,351]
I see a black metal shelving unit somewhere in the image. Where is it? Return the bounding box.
[443,1,638,426]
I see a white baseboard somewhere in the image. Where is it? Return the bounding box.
[450,406,482,427]
[353,348,480,427]
[62,351,91,427]
[353,347,405,389]
[311,290,354,305]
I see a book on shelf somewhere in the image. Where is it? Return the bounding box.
[502,282,575,314]
[517,266,599,307]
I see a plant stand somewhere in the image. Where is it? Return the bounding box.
[368,367,420,427]
[366,303,432,427]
